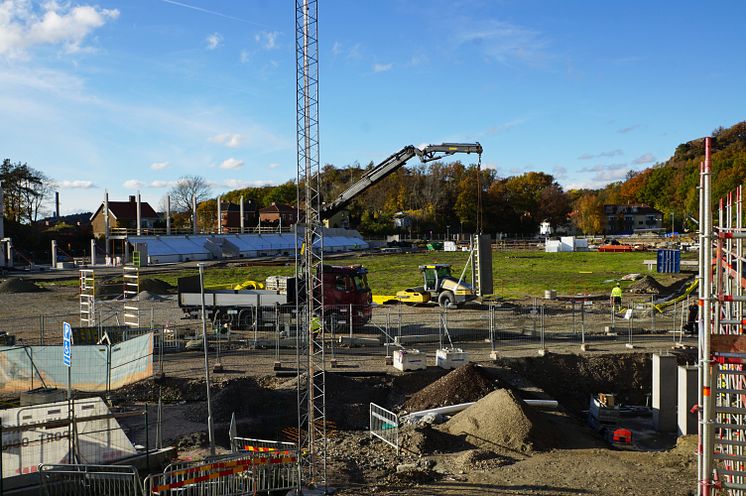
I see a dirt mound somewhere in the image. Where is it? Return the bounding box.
[445,388,555,453]
[0,278,46,293]
[628,275,665,295]
[140,278,174,295]
[402,363,497,412]
[456,449,512,471]
[399,425,469,455]
[138,290,164,301]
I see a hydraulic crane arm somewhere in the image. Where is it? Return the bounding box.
[321,142,482,220]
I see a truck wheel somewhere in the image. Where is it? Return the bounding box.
[238,309,254,329]
[438,291,455,309]
[324,312,344,335]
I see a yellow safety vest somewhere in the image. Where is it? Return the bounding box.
[611,287,623,298]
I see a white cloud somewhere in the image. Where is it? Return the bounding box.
[149,180,176,188]
[0,1,119,58]
[150,161,170,170]
[123,179,144,189]
[451,19,547,66]
[223,178,275,189]
[58,179,95,189]
[239,49,250,63]
[268,163,280,169]
[330,41,362,60]
[209,133,242,148]
[578,149,624,160]
[219,158,244,169]
[206,32,222,50]
[372,63,392,73]
[331,41,342,57]
[632,153,656,165]
[255,30,279,50]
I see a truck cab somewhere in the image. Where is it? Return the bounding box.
[322,264,373,328]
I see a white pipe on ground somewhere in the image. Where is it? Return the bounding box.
[402,398,559,422]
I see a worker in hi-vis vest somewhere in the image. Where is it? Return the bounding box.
[610,283,623,312]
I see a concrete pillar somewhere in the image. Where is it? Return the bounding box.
[192,195,198,234]
[124,240,130,263]
[6,238,12,267]
[51,240,58,268]
[136,191,142,236]
[166,195,171,235]
[90,239,96,266]
[104,191,110,258]
[217,196,222,234]
[240,196,245,234]
[652,353,678,432]
[678,365,698,435]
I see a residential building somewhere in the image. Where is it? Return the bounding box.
[603,204,663,234]
[258,202,297,227]
[221,200,258,231]
[90,196,159,236]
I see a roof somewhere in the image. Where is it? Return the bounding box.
[91,200,159,221]
[259,203,296,214]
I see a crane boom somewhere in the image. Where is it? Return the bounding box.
[321,142,483,220]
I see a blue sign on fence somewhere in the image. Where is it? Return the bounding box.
[62,321,72,367]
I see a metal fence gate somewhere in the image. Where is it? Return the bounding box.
[369,402,399,452]
[39,464,142,496]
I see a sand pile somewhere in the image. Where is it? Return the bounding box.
[140,278,174,294]
[0,278,46,293]
[445,388,555,453]
[403,363,496,412]
[628,275,665,295]
[138,290,164,301]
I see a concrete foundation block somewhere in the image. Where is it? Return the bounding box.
[653,353,678,432]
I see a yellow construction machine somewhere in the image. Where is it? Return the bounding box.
[393,264,475,308]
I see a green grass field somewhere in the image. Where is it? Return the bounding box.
[129,249,690,299]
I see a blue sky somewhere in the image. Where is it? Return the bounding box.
[1,0,744,215]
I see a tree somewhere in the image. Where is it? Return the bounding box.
[1,159,54,223]
[168,175,212,213]
[573,193,603,234]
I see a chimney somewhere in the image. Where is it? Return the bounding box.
[129,195,136,203]
[55,191,60,218]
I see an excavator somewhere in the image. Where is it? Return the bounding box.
[320,143,483,220]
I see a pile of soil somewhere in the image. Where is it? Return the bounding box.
[0,278,46,293]
[399,425,468,455]
[456,449,512,471]
[138,290,165,301]
[140,278,174,295]
[402,363,497,412]
[628,275,666,295]
[445,388,556,453]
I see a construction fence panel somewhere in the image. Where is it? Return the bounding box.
[0,333,153,393]
[39,463,142,496]
[369,402,399,452]
[144,450,298,495]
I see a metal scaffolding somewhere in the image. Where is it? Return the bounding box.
[295,0,327,491]
[79,269,95,327]
[123,265,140,328]
[701,135,746,495]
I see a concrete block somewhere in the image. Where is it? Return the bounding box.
[677,365,698,436]
[652,353,678,432]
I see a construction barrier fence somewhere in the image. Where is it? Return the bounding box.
[369,402,399,452]
[0,333,153,393]
[39,463,142,496]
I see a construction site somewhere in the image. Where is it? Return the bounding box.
[2,2,744,496]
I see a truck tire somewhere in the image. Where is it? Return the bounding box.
[238,308,254,329]
[438,291,455,309]
[324,312,344,335]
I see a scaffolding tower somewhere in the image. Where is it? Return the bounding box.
[79,269,95,327]
[123,265,140,328]
[294,0,327,491]
[701,135,746,495]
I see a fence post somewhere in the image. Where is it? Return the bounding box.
[651,296,656,334]
[538,305,546,355]
[626,307,634,349]
[349,303,353,339]
[1,418,3,493]
[39,315,45,345]
[145,403,150,475]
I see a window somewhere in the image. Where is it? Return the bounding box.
[335,276,347,291]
